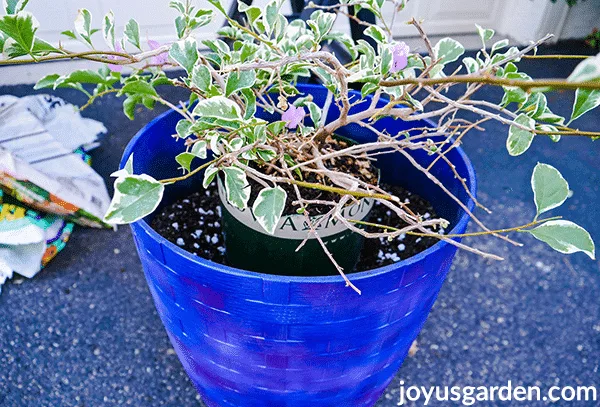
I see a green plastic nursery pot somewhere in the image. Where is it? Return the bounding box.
[218,177,374,275]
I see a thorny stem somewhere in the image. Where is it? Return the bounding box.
[0,46,169,66]
[348,216,562,239]
[380,75,600,93]
[522,54,590,60]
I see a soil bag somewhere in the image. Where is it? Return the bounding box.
[0,94,109,293]
[0,190,73,293]
[0,94,110,227]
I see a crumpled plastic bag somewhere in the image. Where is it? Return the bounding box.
[0,94,109,293]
[0,94,110,227]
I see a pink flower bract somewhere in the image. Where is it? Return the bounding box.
[282,105,305,129]
[148,39,169,66]
[391,42,410,73]
[107,42,125,72]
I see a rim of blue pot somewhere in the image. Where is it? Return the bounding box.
[122,84,477,284]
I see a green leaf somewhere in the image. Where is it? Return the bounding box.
[567,55,600,83]
[61,30,77,40]
[507,113,535,156]
[203,164,219,188]
[191,64,212,91]
[475,24,494,44]
[531,163,569,217]
[225,70,256,97]
[254,148,273,162]
[104,174,165,224]
[54,69,106,88]
[263,0,280,36]
[175,16,186,39]
[305,101,321,125]
[169,0,186,13]
[192,96,242,120]
[361,82,378,98]
[491,39,509,54]
[175,119,193,138]
[191,140,208,159]
[124,18,141,50]
[175,152,195,172]
[169,37,198,73]
[110,154,134,178]
[267,120,286,137]
[0,11,37,54]
[364,25,387,43]
[201,38,229,55]
[240,42,259,62]
[433,37,465,65]
[538,107,565,126]
[34,73,60,90]
[315,11,336,40]
[570,88,600,123]
[188,9,213,31]
[526,220,595,260]
[241,88,256,120]
[537,124,561,142]
[4,37,58,58]
[74,9,93,46]
[222,167,250,210]
[123,96,139,120]
[463,57,478,74]
[501,72,531,106]
[5,0,29,15]
[252,186,287,234]
[102,11,115,49]
[523,92,547,119]
[241,5,262,28]
[208,0,228,15]
[0,32,6,53]
[120,80,158,97]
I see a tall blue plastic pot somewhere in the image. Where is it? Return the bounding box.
[125,84,476,407]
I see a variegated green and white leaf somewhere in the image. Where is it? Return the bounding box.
[104,174,164,224]
[526,220,595,260]
[570,89,600,124]
[124,18,141,50]
[110,154,134,178]
[222,166,250,210]
[102,11,115,49]
[193,96,242,120]
[531,163,569,217]
[169,37,198,73]
[202,164,219,188]
[252,186,287,234]
[433,37,465,65]
[506,113,535,156]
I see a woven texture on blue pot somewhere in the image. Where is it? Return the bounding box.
[125,84,476,407]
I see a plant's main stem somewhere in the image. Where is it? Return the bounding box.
[380,75,600,91]
[348,216,562,238]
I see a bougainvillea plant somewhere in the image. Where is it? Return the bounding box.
[1,0,598,290]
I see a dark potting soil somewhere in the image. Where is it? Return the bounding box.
[151,182,441,272]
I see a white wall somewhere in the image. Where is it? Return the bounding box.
[3,0,595,85]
